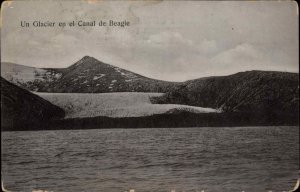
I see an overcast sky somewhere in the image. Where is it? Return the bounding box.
[1,0,298,81]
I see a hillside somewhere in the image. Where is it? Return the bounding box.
[1,56,180,93]
[1,77,65,131]
[1,62,62,91]
[36,92,218,118]
[152,71,299,116]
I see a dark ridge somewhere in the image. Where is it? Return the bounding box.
[4,111,298,131]
[152,70,299,116]
[1,77,65,131]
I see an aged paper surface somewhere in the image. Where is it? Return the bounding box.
[1,1,299,191]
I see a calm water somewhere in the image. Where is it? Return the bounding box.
[1,127,299,192]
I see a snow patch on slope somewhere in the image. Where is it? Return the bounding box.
[35,92,219,119]
[93,74,105,80]
[2,64,46,83]
[1,63,61,84]
[114,66,138,79]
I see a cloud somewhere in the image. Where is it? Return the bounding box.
[197,39,218,56]
[208,43,291,75]
[212,43,264,65]
[146,31,193,46]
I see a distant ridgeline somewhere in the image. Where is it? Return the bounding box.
[1,56,299,131]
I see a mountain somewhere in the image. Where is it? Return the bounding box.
[1,57,298,127]
[152,71,299,116]
[1,56,180,93]
[1,77,65,131]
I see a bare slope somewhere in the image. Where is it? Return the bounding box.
[36,92,218,118]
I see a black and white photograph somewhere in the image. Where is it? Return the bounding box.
[1,1,299,191]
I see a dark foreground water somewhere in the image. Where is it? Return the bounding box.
[1,127,299,192]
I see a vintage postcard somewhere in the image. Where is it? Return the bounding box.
[1,0,299,191]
